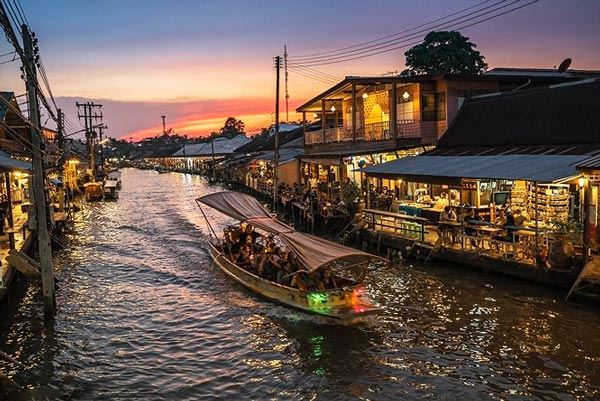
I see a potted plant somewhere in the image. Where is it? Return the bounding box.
[341,181,361,215]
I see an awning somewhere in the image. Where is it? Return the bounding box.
[362,154,588,183]
[0,150,31,171]
[197,191,382,272]
[253,148,303,165]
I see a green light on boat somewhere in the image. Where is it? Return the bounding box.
[307,292,328,304]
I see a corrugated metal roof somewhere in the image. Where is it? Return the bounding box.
[437,79,600,148]
[577,154,600,170]
[253,147,303,164]
[362,154,587,183]
[0,150,31,171]
[172,135,250,157]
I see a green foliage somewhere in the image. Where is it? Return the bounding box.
[341,181,361,205]
[219,117,246,139]
[404,31,488,75]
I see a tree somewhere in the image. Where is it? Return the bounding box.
[404,31,487,75]
[219,117,245,139]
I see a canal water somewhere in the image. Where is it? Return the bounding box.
[1,168,599,401]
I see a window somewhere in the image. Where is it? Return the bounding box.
[421,92,446,121]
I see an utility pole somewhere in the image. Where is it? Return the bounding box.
[23,24,55,318]
[273,56,281,211]
[76,102,102,180]
[211,138,216,181]
[284,45,289,123]
[57,109,65,212]
[98,123,107,174]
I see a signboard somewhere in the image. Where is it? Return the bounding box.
[461,179,477,191]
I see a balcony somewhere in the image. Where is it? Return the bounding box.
[305,120,427,146]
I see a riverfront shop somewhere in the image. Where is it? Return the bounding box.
[358,79,600,283]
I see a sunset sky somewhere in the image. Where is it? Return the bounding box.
[1,0,599,140]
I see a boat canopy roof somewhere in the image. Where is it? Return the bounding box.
[197,191,383,272]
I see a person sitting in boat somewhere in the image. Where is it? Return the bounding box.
[236,235,257,271]
[321,268,337,289]
[239,224,260,248]
[227,224,243,255]
[291,271,308,291]
[275,249,294,285]
[258,246,283,281]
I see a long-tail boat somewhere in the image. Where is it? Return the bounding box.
[196,191,384,323]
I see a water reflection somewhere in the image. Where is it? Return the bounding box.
[0,168,598,401]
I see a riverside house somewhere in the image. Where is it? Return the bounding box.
[295,68,600,201]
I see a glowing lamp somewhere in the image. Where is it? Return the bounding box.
[362,92,368,99]
[330,106,336,112]
[312,112,318,119]
[402,91,410,101]
[578,177,586,188]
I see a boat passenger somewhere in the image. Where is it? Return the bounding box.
[321,269,337,289]
[304,271,324,291]
[258,246,282,281]
[236,235,256,269]
[291,272,308,291]
[239,224,260,247]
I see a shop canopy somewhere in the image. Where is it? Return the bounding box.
[197,191,382,272]
[0,150,31,171]
[252,147,303,165]
[362,154,589,183]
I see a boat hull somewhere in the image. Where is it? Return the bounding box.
[208,243,382,323]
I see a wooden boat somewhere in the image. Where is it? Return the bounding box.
[103,180,119,200]
[83,182,103,201]
[197,191,384,323]
[107,170,122,189]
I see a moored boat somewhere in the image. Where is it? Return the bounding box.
[103,180,119,200]
[83,182,103,201]
[196,191,385,323]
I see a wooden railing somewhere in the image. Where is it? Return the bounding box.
[305,120,425,145]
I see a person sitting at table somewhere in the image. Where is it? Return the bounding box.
[301,189,311,204]
[463,208,480,247]
[495,210,507,226]
[503,209,517,242]
[514,209,528,226]
[332,197,347,215]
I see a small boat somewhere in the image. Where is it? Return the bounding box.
[196,191,384,323]
[107,170,122,189]
[103,180,119,200]
[83,182,103,201]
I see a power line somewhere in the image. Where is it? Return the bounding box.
[287,66,339,85]
[289,64,341,81]
[289,0,537,67]
[288,0,522,65]
[290,0,494,60]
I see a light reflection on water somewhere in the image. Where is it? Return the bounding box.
[0,168,599,401]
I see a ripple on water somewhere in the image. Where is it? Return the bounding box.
[0,168,599,401]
